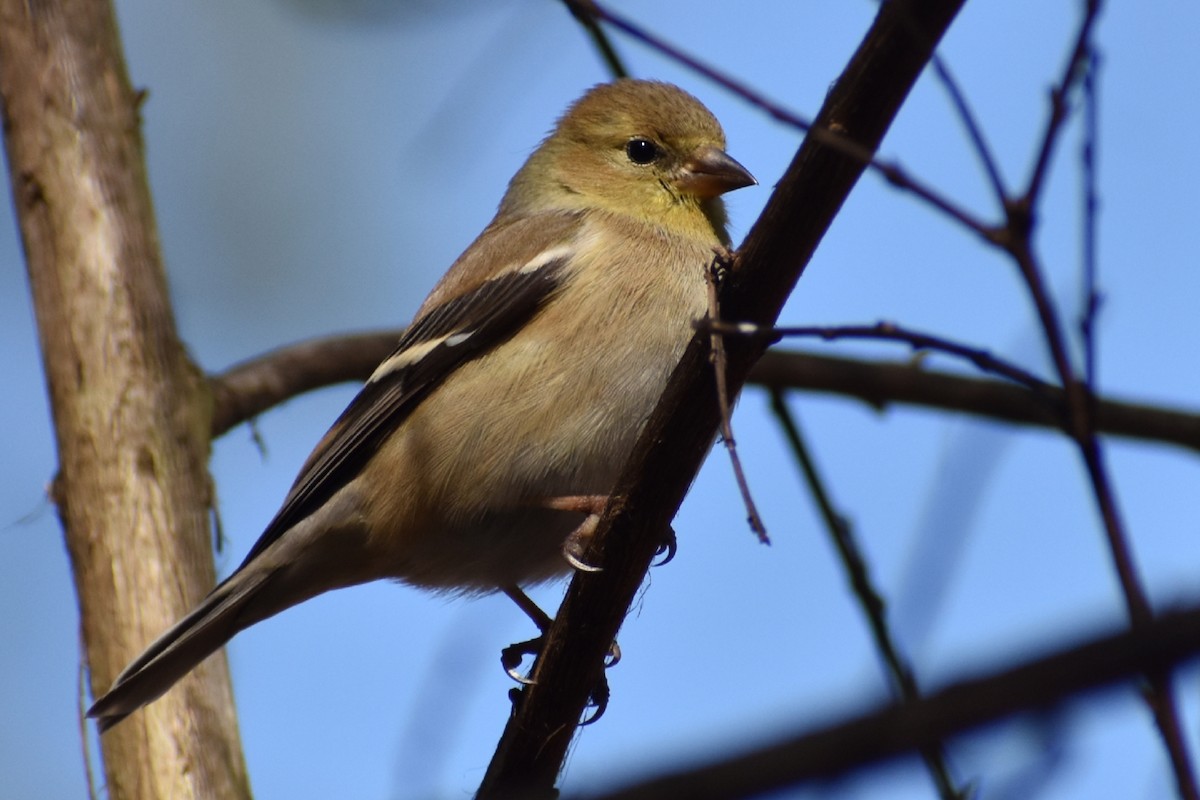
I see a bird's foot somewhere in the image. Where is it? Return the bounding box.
[653,525,678,566]
[544,494,609,572]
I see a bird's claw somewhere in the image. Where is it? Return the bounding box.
[563,526,602,572]
[500,635,620,725]
[653,526,678,566]
[501,636,543,685]
[581,674,610,725]
[604,640,621,668]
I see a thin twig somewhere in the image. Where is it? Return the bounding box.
[1000,2,1199,794]
[706,259,768,543]
[1080,48,1102,387]
[564,0,629,79]
[769,392,966,800]
[561,0,812,132]
[561,0,997,242]
[1013,240,1200,800]
[704,319,1053,395]
[931,54,1008,204]
[873,156,997,241]
[1021,0,1102,209]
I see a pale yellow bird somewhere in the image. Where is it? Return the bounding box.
[89,79,755,731]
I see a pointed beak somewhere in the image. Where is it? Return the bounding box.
[676,145,757,198]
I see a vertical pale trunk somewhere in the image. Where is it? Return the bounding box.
[0,1,250,797]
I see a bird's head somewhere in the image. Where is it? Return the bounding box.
[499,80,755,242]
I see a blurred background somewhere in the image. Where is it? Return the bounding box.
[3,1,1199,798]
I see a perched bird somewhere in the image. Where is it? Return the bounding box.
[88,79,755,731]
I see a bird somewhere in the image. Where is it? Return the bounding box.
[88,78,756,731]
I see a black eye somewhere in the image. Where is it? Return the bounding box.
[625,138,660,165]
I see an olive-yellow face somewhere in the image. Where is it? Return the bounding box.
[501,80,754,236]
[552,80,755,210]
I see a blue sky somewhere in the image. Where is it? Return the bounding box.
[4,2,1200,798]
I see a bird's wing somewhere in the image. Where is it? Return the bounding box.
[235,212,583,568]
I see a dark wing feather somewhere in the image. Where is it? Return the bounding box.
[235,255,570,568]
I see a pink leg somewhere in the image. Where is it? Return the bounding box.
[542,495,608,515]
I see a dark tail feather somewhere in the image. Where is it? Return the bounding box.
[88,567,275,732]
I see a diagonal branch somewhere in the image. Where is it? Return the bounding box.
[210,330,401,437]
[475,1,968,796]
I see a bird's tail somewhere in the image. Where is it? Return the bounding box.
[87,566,277,732]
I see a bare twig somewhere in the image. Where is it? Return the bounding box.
[996,2,1198,794]
[1021,0,1102,209]
[706,319,1053,394]
[79,643,99,800]
[769,393,966,800]
[209,330,401,437]
[706,260,768,544]
[1080,48,1102,386]
[1016,230,1198,800]
[931,54,1008,204]
[564,0,629,79]
[750,350,1200,454]
[560,0,812,132]
[872,156,997,241]
[561,0,996,242]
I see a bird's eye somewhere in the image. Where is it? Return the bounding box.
[625,138,660,165]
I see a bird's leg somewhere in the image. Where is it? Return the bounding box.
[501,586,550,685]
[504,584,554,630]
[499,497,675,722]
[499,585,618,723]
[498,495,613,685]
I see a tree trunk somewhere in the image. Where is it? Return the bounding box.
[0,1,250,797]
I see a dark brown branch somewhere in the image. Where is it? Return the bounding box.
[210,335,1200,454]
[579,604,1200,800]
[475,1,967,796]
[1079,49,1102,386]
[752,350,1200,454]
[209,331,400,437]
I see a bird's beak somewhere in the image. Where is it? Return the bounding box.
[677,145,757,198]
